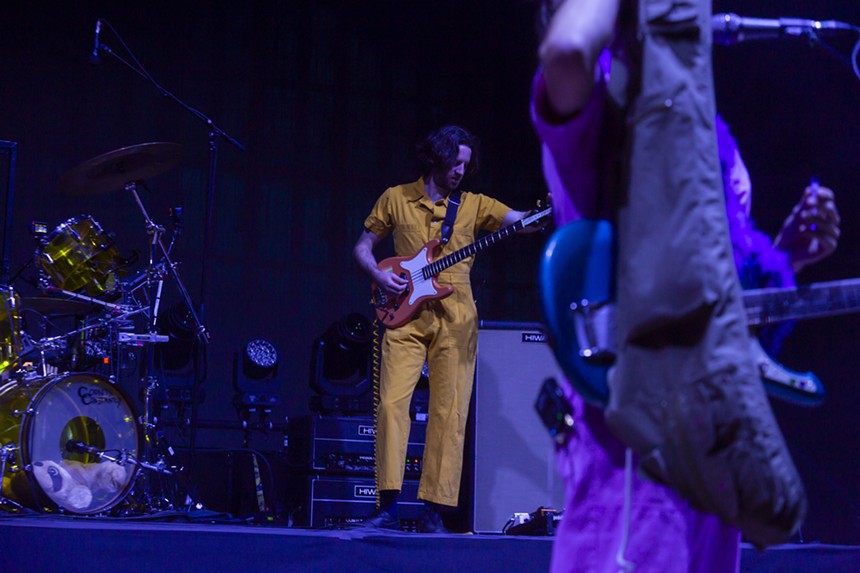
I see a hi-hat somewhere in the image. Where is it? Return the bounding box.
[58,142,184,196]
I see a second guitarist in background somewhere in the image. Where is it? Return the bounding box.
[533,0,840,571]
[352,125,543,533]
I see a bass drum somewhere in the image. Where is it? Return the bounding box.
[0,373,141,514]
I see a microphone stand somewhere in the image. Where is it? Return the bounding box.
[94,19,245,503]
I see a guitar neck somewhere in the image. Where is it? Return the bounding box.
[744,278,860,326]
[424,208,550,279]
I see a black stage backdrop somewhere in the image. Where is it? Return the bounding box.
[2,0,859,543]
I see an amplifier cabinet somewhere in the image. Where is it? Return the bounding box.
[294,475,423,531]
[471,322,566,533]
[289,415,426,477]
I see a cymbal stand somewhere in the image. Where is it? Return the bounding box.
[123,180,207,512]
[125,181,207,344]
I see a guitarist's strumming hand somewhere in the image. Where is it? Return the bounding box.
[375,268,409,296]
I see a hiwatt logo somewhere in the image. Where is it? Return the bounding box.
[354,485,377,498]
[522,332,548,343]
[358,425,376,437]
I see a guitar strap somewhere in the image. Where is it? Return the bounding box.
[440,191,461,244]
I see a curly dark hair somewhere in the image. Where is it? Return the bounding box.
[416,125,480,177]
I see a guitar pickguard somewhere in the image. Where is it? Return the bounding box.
[400,246,437,306]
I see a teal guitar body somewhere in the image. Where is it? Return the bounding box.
[540,219,828,408]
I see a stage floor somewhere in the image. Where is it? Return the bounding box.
[1,513,859,573]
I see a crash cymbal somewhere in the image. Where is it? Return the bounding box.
[58,142,184,196]
[20,297,96,316]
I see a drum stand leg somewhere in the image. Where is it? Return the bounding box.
[122,377,181,514]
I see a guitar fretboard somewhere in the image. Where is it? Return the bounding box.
[422,208,550,279]
[743,278,860,326]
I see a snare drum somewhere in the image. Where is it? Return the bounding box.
[0,286,23,375]
[40,215,125,296]
[0,373,140,514]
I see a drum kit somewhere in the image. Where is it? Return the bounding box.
[0,142,206,516]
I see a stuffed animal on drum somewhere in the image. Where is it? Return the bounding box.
[31,459,128,512]
[31,460,93,511]
[63,459,128,495]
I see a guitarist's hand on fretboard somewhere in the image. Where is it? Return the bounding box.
[504,206,552,234]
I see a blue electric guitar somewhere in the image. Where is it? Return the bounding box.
[540,219,860,407]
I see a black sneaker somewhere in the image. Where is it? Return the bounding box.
[416,507,448,534]
[357,508,401,531]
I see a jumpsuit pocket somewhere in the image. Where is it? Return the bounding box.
[440,288,477,351]
[642,0,700,37]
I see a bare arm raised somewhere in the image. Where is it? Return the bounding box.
[539,0,620,117]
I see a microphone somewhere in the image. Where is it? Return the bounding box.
[88,19,102,65]
[170,206,184,229]
[65,440,101,456]
[713,12,852,46]
[156,429,175,456]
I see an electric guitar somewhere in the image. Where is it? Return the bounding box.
[372,206,552,328]
[540,219,858,407]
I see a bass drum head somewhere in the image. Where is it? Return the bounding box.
[21,373,141,514]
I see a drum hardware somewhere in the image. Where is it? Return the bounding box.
[40,285,132,314]
[125,178,209,511]
[26,306,143,381]
[65,439,172,476]
[119,332,169,344]
[0,443,26,512]
[123,180,207,340]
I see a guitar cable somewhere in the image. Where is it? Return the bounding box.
[371,317,382,510]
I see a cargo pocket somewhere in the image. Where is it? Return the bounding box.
[642,0,700,38]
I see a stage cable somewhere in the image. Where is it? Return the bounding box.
[371,317,382,509]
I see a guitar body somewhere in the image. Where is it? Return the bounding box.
[372,239,454,328]
[539,219,616,406]
[540,219,826,407]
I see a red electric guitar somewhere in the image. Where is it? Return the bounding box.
[371,207,552,328]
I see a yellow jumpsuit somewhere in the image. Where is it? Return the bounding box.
[364,178,511,506]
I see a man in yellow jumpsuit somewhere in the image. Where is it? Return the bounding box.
[353,125,541,532]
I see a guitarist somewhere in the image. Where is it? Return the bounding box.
[352,125,544,532]
[533,1,840,572]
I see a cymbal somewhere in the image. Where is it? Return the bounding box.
[58,142,184,196]
[20,297,96,316]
